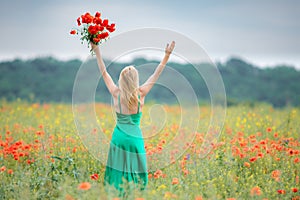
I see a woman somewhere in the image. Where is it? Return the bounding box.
[91,41,175,197]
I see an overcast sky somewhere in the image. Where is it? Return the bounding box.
[0,0,299,68]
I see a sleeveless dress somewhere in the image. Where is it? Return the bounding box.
[104,94,148,197]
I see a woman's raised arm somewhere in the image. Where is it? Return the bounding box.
[139,41,175,97]
[91,43,118,97]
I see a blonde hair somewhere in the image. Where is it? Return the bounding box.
[118,65,140,111]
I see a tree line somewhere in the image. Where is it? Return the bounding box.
[0,56,299,107]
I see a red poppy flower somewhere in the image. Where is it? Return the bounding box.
[172,178,179,184]
[78,182,91,190]
[249,157,257,162]
[77,17,81,26]
[102,19,109,27]
[257,152,264,158]
[0,166,6,172]
[97,25,104,32]
[95,12,101,18]
[70,30,77,35]
[82,12,94,24]
[292,188,298,193]
[7,169,13,174]
[97,32,109,39]
[93,17,102,25]
[93,38,100,43]
[106,24,116,33]
[272,170,281,178]
[244,162,250,168]
[90,173,99,180]
[277,189,286,194]
[88,25,98,35]
[250,186,262,196]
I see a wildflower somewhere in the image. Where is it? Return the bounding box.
[158,184,166,190]
[250,186,262,196]
[77,17,81,26]
[70,30,77,35]
[0,166,6,172]
[183,169,189,175]
[249,157,257,162]
[65,194,75,200]
[257,152,264,158]
[78,182,91,190]
[72,147,77,153]
[277,189,286,194]
[271,170,281,182]
[172,178,179,185]
[90,173,99,180]
[164,192,177,199]
[93,38,101,43]
[154,169,163,179]
[244,162,250,168]
[95,12,101,18]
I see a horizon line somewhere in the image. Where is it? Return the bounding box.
[0,54,299,70]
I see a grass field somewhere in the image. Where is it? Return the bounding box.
[0,99,299,199]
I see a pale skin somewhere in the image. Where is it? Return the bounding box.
[91,41,176,114]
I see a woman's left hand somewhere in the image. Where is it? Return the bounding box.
[165,41,175,55]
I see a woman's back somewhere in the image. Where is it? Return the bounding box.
[115,93,142,126]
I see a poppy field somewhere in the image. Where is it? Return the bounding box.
[0,99,299,199]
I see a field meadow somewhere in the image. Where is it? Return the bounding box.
[0,99,299,200]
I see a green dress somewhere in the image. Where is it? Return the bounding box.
[104,94,148,197]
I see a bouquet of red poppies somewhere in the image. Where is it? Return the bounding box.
[70,11,116,48]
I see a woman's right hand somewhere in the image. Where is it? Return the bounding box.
[165,41,175,55]
[90,42,98,52]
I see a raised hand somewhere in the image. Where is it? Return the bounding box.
[90,42,98,51]
[165,41,175,55]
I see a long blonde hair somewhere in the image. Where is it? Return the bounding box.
[118,65,140,111]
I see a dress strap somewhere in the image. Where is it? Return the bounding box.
[137,94,140,114]
[118,94,122,114]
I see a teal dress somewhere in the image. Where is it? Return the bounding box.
[104,94,148,197]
